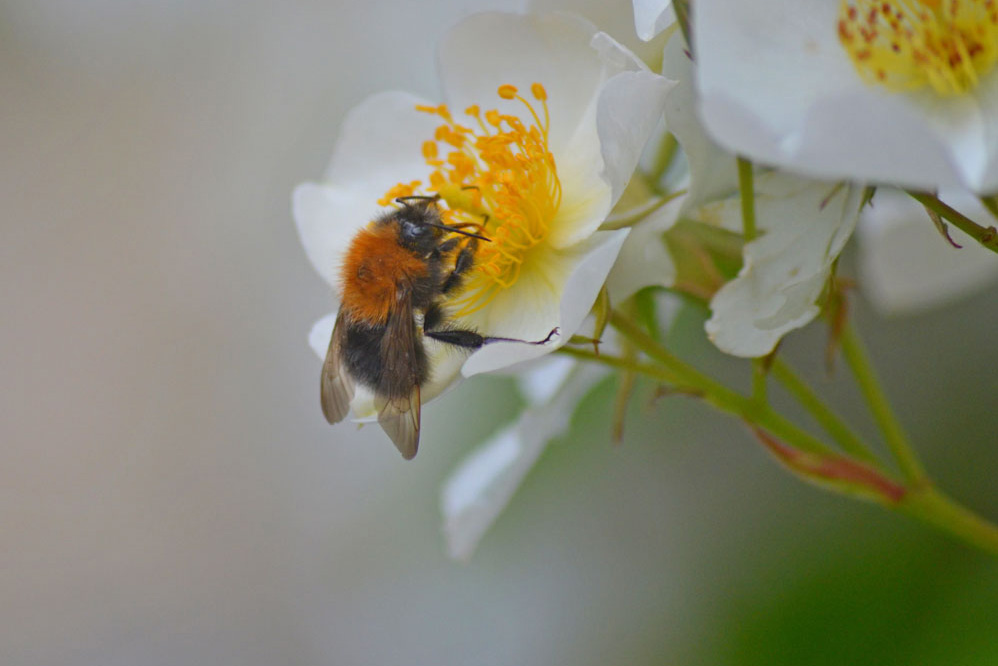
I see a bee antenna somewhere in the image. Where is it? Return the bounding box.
[425,221,491,242]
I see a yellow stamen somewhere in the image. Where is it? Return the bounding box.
[384,83,563,316]
[497,84,518,100]
[838,0,998,96]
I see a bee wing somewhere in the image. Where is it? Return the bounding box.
[320,309,356,424]
[375,386,421,461]
[376,288,422,459]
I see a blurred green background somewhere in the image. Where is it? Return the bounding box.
[2,1,996,664]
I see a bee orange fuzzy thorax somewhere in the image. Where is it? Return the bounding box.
[339,224,429,326]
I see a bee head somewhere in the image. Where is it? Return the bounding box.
[393,202,444,254]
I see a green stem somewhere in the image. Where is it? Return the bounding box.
[737,156,757,241]
[898,485,998,556]
[839,322,926,482]
[907,190,998,254]
[771,358,879,465]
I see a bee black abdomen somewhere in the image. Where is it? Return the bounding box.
[342,319,428,399]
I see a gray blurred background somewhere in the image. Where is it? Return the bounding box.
[3,2,998,665]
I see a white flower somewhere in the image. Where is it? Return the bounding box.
[859,189,998,314]
[441,357,607,561]
[294,11,673,422]
[694,0,998,193]
[691,174,863,358]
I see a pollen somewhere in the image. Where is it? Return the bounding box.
[383,83,562,317]
[838,0,998,96]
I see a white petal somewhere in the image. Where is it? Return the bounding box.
[323,91,439,196]
[462,229,629,376]
[703,175,862,357]
[859,190,998,314]
[308,313,336,361]
[596,65,676,205]
[694,0,998,192]
[551,33,673,248]
[293,183,364,291]
[529,0,670,67]
[441,363,606,561]
[633,0,675,41]
[438,12,605,156]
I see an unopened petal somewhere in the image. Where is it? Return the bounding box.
[703,175,862,357]
[441,363,606,561]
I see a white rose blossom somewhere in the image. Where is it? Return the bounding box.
[433,6,677,557]
[693,0,998,193]
[294,11,673,428]
[629,23,994,353]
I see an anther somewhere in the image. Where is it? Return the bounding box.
[497,84,518,100]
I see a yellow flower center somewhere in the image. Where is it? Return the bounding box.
[380,84,562,317]
[837,0,998,95]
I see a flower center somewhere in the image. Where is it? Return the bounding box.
[837,0,998,95]
[379,84,562,317]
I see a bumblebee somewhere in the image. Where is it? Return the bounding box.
[322,196,556,459]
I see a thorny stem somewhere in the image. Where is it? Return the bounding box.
[839,322,926,483]
[907,190,998,254]
[558,310,998,556]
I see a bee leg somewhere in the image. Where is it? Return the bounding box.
[422,303,485,349]
[424,328,487,349]
[441,238,479,295]
[436,237,462,254]
[423,304,559,349]
[424,326,560,349]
